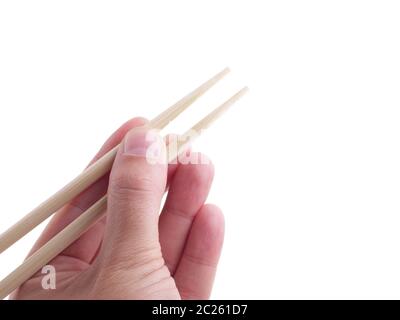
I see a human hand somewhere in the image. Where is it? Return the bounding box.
[13,117,224,299]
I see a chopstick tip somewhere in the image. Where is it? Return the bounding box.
[214,67,230,79]
[222,66,231,74]
[236,86,250,97]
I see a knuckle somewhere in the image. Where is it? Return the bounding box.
[108,245,164,271]
[183,252,217,269]
[111,171,157,198]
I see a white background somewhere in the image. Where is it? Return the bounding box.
[1,1,400,299]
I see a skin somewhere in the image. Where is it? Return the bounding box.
[12,117,224,299]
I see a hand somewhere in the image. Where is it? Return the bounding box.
[13,117,224,299]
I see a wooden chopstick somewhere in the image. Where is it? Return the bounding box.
[0,87,248,299]
[0,68,230,255]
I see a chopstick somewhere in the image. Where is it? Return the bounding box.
[0,86,248,299]
[0,68,230,255]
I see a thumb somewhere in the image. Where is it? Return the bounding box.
[100,126,167,269]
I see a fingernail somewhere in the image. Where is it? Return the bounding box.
[123,128,164,160]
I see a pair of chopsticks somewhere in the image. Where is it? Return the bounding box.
[0,68,248,299]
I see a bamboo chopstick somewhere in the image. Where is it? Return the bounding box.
[0,87,248,299]
[0,68,230,255]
